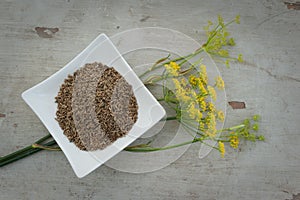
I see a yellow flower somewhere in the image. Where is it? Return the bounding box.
[207,102,215,112]
[218,141,225,158]
[189,89,197,99]
[200,100,206,111]
[189,75,197,86]
[199,121,205,131]
[207,112,216,127]
[188,103,203,121]
[237,54,243,63]
[205,126,217,138]
[230,134,239,149]
[196,110,203,122]
[200,64,207,74]
[235,15,240,24]
[204,112,217,137]
[215,76,225,90]
[196,96,204,103]
[258,135,265,141]
[198,81,208,96]
[173,78,182,90]
[199,64,208,85]
[181,95,191,103]
[217,110,224,121]
[173,79,191,103]
[218,15,224,27]
[204,21,213,35]
[165,61,180,76]
[207,86,217,101]
[225,59,230,68]
[170,61,180,70]
[228,38,235,46]
[188,103,197,119]
[218,49,229,57]
[180,78,187,86]
[208,112,216,126]
[252,114,261,121]
[252,124,259,131]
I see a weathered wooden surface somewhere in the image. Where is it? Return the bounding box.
[0,0,299,199]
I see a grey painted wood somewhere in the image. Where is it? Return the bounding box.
[0,0,299,199]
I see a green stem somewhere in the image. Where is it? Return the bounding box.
[178,48,204,66]
[35,134,52,144]
[206,51,237,60]
[165,116,177,121]
[0,140,57,167]
[181,121,203,138]
[201,140,220,151]
[204,20,235,50]
[0,134,52,163]
[124,138,200,152]
[222,124,245,132]
[139,56,186,78]
[181,119,200,132]
[204,24,220,47]
[139,48,204,79]
[32,143,61,151]
[182,121,208,139]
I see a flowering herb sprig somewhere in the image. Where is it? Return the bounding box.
[124,15,264,157]
[0,15,264,167]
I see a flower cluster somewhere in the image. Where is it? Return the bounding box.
[214,114,264,156]
[203,15,244,68]
[145,15,264,158]
[162,59,265,158]
[164,62,225,140]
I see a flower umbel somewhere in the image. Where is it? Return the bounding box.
[217,110,225,121]
[230,134,239,149]
[215,76,225,90]
[165,61,181,76]
[237,54,244,63]
[219,141,225,158]
[235,15,240,24]
[207,86,217,101]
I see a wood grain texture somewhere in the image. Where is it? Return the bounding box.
[0,0,300,199]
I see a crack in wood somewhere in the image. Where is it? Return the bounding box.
[242,61,300,83]
[255,11,290,28]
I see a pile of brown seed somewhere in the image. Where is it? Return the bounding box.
[55,62,138,151]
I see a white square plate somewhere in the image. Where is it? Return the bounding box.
[22,34,166,178]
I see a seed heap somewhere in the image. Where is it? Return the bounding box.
[55,62,138,151]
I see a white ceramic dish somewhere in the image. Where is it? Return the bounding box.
[22,34,166,178]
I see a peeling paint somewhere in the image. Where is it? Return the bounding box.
[140,16,151,22]
[284,1,300,10]
[35,27,59,38]
[228,101,246,109]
